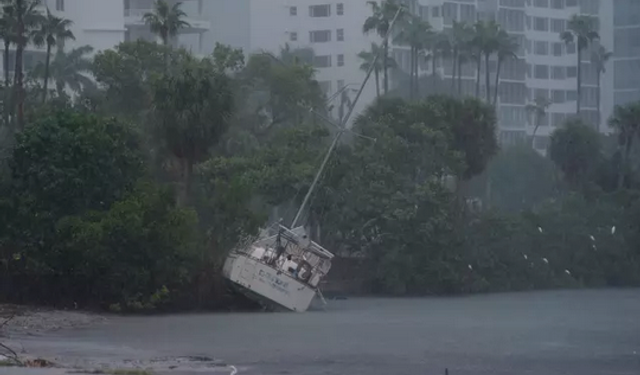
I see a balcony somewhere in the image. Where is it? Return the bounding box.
[124,8,210,34]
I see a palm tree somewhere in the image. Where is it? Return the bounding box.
[560,14,599,115]
[363,0,402,94]
[394,13,431,99]
[30,45,96,97]
[447,21,472,96]
[590,44,612,129]
[422,29,439,91]
[493,30,519,106]
[526,96,552,149]
[0,5,16,126]
[358,43,397,99]
[608,102,640,190]
[142,0,190,46]
[32,7,74,103]
[471,20,500,100]
[432,31,451,94]
[4,0,44,130]
[0,5,16,88]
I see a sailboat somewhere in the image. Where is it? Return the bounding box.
[221,8,404,312]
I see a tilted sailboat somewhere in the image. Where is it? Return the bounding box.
[222,8,404,312]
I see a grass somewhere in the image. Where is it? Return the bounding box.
[0,359,20,367]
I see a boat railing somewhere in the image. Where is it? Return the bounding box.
[242,243,329,288]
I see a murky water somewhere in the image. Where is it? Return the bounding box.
[6,289,640,375]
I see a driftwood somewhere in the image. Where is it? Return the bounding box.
[0,314,23,366]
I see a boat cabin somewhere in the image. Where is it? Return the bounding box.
[241,225,333,288]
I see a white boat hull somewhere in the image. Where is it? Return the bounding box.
[222,252,318,312]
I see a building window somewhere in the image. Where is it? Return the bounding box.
[289,32,298,42]
[337,54,344,66]
[567,66,577,77]
[459,4,476,23]
[534,41,548,55]
[551,19,565,33]
[552,65,565,79]
[552,89,565,103]
[565,0,577,6]
[566,42,576,54]
[337,79,345,89]
[290,6,297,16]
[309,30,331,43]
[551,0,564,9]
[56,0,64,11]
[552,42,563,56]
[337,3,344,15]
[534,88,550,101]
[198,0,203,15]
[533,17,548,32]
[443,3,457,24]
[309,4,331,17]
[336,29,344,41]
[313,55,332,68]
[566,90,577,101]
[432,6,440,17]
[534,64,549,79]
[533,0,548,7]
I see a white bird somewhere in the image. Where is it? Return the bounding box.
[468,264,473,271]
[564,269,571,276]
[523,254,528,260]
[538,227,543,233]
[592,244,597,251]
[589,235,595,242]
[542,258,549,264]
[611,226,616,235]
[229,365,238,375]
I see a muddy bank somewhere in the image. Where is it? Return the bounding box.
[1,305,107,337]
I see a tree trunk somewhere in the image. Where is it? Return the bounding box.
[475,55,481,98]
[3,41,9,87]
[485,54,491,102]
[56,80,64,98]
[531,115,541,149]
[14,9,25,131]
[3,41,10,127]
[414,49,420,98]
[383,41,389,94]
[576,48,582,115]
[374,68,380,98]
[457,59,463,96]
[409,46,414,99]
[596,70,601,130]
[618,138,634,190]
[493,59,502,106]
[42,43,52,104]
[177,158,193,207]
[431,53,437,93]
[450,51,457,94]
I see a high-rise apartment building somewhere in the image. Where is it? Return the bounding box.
[5,0,632,145]
[1,0,209,77]
[186,0,617,149]
[600,0,640,119]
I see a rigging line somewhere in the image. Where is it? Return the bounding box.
[277,142,330,225]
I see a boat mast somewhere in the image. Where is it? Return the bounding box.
[290,7,404,228]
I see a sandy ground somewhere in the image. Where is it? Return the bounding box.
[0,305,235,374]
[0,305,107,337]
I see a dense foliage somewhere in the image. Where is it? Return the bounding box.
[0,1,639,312]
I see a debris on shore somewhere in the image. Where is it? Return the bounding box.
[1,304,107,337]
